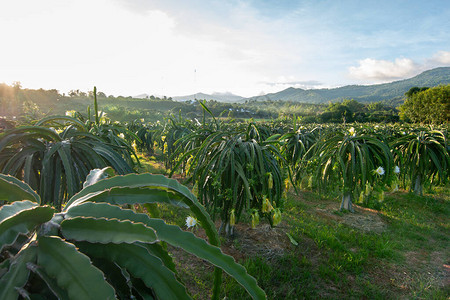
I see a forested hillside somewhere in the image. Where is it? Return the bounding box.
[245,67,450,104]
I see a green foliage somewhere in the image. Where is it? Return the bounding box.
[162,114,196,170]
[93,86,100,125]
[0,82,401,125]
[280,122,321,182]
[391,129,449,195]
[400,85,450,123]
[317,99,399,123]
[87,120,141,168]
[404,86,430,98]
[0,172,266,299]
[305,127,393,211]
[319,99,364,123]
[172,119,285,234]
[0,117,134,208]
[129,119,163,155]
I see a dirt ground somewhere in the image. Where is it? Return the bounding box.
[170,192,449,299]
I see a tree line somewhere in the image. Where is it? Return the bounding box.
[1,82,448,124]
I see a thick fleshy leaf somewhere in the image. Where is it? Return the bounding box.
[37,236,116,300]
[65,203,266,299]
[35,115,87,132]
[76,242,191,300]
[61,217,157,244]
[92,144,133,175]
[129,276,157,300]
[64,173,219,243]
[0,200,38,223]
[0,174,40,204]
[0,245,37,300]
[27,262,69,299]
[0,126,62,148]
[139,243,177,274]
[57,141,77,197]
[0,206,54,251]
[65,174,189,210]
[66,188,190,212]
[64,173,223,299]
[88,258,133,299]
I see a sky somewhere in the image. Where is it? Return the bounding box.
[1,0,450,98]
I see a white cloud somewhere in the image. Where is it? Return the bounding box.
[349,50,450,83]
[430,51,450,64]
[348,58,419,82]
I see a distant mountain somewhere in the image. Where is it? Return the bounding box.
[244,67,450,105]
[172,92,244,103]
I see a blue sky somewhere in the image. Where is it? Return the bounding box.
[1,0,449,97]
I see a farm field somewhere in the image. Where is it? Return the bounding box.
[141,154,450,299]
[2,0,450,298]
[0,92,449,299]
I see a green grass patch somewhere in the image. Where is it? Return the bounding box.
[217,187,449,299]
[134,152,167,175]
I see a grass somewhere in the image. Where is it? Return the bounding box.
[168,187,449,299]
[134,152,167,175]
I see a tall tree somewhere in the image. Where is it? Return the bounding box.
[400,85,449,123]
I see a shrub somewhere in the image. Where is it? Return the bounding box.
[0,116,134,208]
[173,123,285,235]
[391,129,449,195]
[306,128,393,211]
